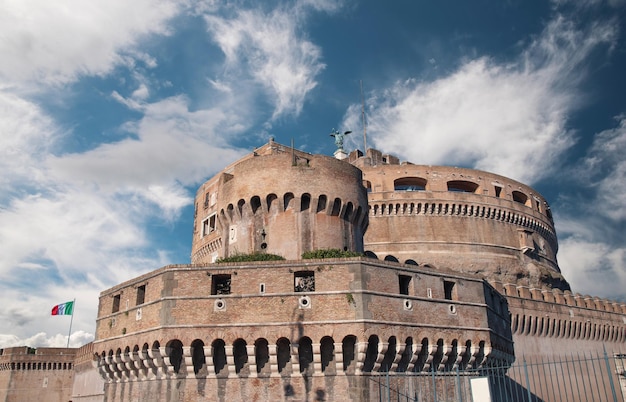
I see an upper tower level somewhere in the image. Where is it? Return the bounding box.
[191,140,369,263]
[349,148,568,291]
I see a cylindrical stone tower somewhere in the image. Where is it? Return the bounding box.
[191,141,369,263]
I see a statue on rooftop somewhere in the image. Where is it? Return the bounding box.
[330,129,352,151]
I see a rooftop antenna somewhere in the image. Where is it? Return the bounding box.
[360,80,367,152]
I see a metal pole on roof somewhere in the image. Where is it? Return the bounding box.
[361,80,367,152]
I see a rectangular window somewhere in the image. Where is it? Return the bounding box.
[444,281,456,301]
[399,275,412,295]
[294,271,315,292]
[136,285,146,305]
[211,274,231,295]
[204,192,210,208]
[202,214,217,237]
[494,186,502,198]
[112,294,121,313]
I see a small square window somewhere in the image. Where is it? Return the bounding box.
[212,274,231,295]
[294,271,315,292]
[202,214,217,237]
[136,285,146,305]
[398,275,412,295]
[112,294,121,313]
[444,281,456,301]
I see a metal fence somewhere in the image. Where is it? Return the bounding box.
[369,350,625,402]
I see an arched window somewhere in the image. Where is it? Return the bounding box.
[266,194,277,212]
[380,336,397,372]
[320,336,335,373]
[276,338,291,374]
[316,195,327,213]
[212,339,227,376]
[233,339,248,375]
[447,180,478,193]
[284,193,294,211]
[191,339,206,376]
[384,255,399,263]
[301,193,311,211]
[250,196,261,214]
[298,337,313,374]
[394,177,426,191]
[166,339,183,374]
[254,338,270,376]
[364,251,378,259]
[362,335,379,372]
[330,198,341,216]
[342,335,357,373]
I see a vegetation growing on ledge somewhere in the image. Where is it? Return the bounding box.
[216,252,285,263]
[302,249,363,259]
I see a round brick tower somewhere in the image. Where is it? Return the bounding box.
[191,141,369,263]
[351,148,569,290]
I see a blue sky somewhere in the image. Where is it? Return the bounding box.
[1,0,625,347]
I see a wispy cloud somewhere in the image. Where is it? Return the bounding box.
[343,15,617,185]
[204,4,326,120]
[0,0,181,87]
[556,117,626,301]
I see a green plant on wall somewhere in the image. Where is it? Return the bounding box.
[302,249,363,259]
[346,293,355,306]
[216,252,285,263]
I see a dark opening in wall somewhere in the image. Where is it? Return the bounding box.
[362,335,379,372]
[166,339,183,374]
[364,180,372,192]
[276,338,291,374]
[233,339,248,374]
[254,338,270,375]
[250,196,261,214]
[298,337,313,374]
[301,193,311,211]
[444,280,456,300]
[212,339,227,376]
[320,336,335,373]
[447,180,478,193]
[342,335,356,373]
[284,193,294,211]
[112,294,120,313]
[512,191,528,205]
[316,195,327,213]
[266,194,277,212]
[191,339,206,376]
[212,274,231,295]
[330,198,341,216]
[394,177,427,191]
[495,186,502,197]
[136,285,145,306]
[399,275,412,295]
[294,271,315,292]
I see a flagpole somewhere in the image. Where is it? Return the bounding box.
[66,298,75,348]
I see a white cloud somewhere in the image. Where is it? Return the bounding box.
[0,91,58,193]
[0,331,94,348]
[0,0,181,86]
[205,6,325,119]
[555,117,626,301]
[342,15,617,185]
[558,238,625,301]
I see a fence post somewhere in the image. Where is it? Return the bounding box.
[456,366,462,402]
[523,358,532,402]
[386,369,390,402]
[603,346,618,402]
[432,365,438,402]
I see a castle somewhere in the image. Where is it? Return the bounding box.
[1,139,624,401]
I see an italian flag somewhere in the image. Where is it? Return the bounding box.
[51,301,74,316]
